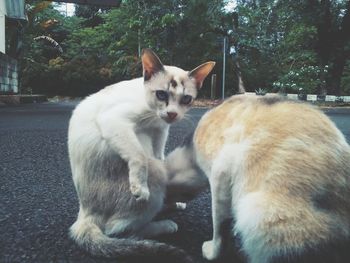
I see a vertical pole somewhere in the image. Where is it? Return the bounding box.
[222,36,226,100]
[211,74,217,100]
[138,29,141,57]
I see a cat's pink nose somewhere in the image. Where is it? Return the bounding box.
[167,112,177,120]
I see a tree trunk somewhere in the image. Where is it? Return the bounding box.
[328,49,348,95]
[231,12,245,94]
[234,57,245,94]
[315,0,332,95]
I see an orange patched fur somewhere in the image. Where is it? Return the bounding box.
[192,94,350,263]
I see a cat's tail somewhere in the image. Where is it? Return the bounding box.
[70,218,193,263]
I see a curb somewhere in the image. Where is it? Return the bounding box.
[321,107,350,114]
[0,95,48,106]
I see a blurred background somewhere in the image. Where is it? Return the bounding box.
[1,0,350,98]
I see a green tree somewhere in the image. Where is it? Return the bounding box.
[19,0,350,97]
[232,0,350,95]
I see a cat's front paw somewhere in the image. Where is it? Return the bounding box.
[162,219,178,234]
[202,240,221,261]
[130,183,150,201]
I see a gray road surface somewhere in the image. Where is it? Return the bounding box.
[0,102,349,263]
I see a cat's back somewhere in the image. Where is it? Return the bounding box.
[69,78,145,131]
[194,94,349,161]
[72,78,144,118]
[68,77,145,150]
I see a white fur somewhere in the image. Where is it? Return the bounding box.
[198,141,250,261]
[234,192,273,263]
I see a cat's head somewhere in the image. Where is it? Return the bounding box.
[142,49,215,124]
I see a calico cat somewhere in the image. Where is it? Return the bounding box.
[171,94,350,263]
[68,49,214,260]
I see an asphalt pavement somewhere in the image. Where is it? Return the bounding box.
[0,102,349,263]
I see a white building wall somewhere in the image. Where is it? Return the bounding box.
[0,0,7,54]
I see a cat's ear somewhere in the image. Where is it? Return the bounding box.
[141,49,164,81]
[189,61,216,89]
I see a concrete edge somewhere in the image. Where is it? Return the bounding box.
[0,95,48,106]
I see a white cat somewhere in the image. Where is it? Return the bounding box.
[68,49,214,260]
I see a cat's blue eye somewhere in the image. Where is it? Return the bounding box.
[156,90,168,101]
[180,95,193,105]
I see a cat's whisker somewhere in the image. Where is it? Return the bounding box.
[184,113,195,122]
[137,112,158,125]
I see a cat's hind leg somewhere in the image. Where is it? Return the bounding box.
[202,158,233,261]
